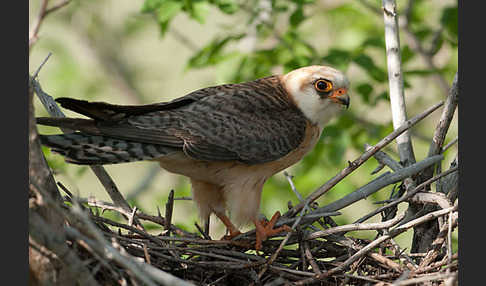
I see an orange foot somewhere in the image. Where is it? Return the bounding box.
[221,229,242,240]
[253,211,292,250]
[215,212,242,240]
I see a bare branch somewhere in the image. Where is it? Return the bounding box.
[383,0,416,166]
[312,154,442,215]
[355,165,458,223]
[294,205,456,284]
[29,0,71,51]
[29,210,100,286]
[306,211,405,240]
[422,72,458,181]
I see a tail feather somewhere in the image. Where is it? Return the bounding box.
[36,117,101,135]
[40,132,177,165]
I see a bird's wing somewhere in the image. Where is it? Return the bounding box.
[40,76,309,164]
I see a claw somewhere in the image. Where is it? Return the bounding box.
[253,211,292,250]
[221,229,242,240]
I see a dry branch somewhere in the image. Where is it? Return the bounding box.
[29,0,71,51]
[383,0,416,167]
[312,154,442,215]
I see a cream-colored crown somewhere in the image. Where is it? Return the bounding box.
[281,65,350,127]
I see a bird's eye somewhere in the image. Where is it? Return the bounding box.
[314,79,333,93]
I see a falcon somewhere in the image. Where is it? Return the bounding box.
[37,65,350,250]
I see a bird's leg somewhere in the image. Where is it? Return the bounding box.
[215,212,242,239]
[253,211,292,250]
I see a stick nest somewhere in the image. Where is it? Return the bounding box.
[57,185,458,286]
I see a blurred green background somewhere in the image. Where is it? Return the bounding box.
[30,0,457,251]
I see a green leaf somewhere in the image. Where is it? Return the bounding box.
[353,54,387,82]
[141,0,165,13]
[356,83,373,103]
[289,6,305,27]
[157,0,183,23]
[210,0,238,14]
[401,45,415,64]
[371,91,389,106]
[440,6,458,38]
[429,33,444,55]
[361,36,385,49]
[188,1,209,24]
[186,35,243,69]
[284,56,312,72]
[403,69,439,76]
[289,0,315,4]
[322,49,353,70]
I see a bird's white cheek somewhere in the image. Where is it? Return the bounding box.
[294,94,341,127]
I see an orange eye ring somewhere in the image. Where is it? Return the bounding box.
[314,79,333,93]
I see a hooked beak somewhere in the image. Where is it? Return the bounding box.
[330,88,350,109]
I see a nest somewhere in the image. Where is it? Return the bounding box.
[50,172,458,286]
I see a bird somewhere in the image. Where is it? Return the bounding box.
[37,65,350,250]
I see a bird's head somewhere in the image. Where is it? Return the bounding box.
[281,65,350,127]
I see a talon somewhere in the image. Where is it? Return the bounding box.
[253,211,292,250]
[215,212,241,240]
[221,229,242,240]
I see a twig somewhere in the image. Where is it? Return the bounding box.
[32,52,52,80]
[383,0,416,167]
[45,0,71,15]
[68,204,195,286]
[126,165,160,201]
[311,155,442,215]
[402,2,451,96]
[294,205,456,285]
[423,72,458,179]
[414,253,458,274]
[257,203,312,280]
[408,192,451,210]
[446,208,453,272]
[441,137,458,154]
[194,222,212,240]
[303,241,322,275]
[128,206,137,228]
[306,211,405,240]
[165,190,175,233]
[365,143,402,172]
[355,166,457,223]
[29,0,49,51]
[392,272,456,286]
[286,101,443,217]
[368,252,402,272]
[284,171,304,202]
[418,208,458,268]
[29,210,100,286]
[29,0,71,51]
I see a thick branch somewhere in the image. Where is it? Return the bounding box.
[312,155,442,215]
[422,72,458,181]
[383,0,416,166]
[29,210,100,286]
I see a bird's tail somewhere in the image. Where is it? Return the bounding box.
[40,132,174,165]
